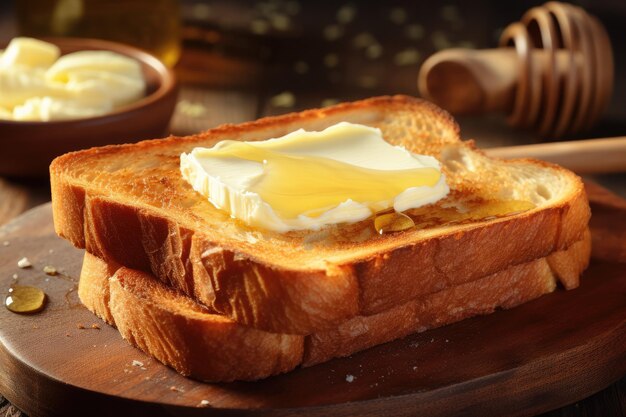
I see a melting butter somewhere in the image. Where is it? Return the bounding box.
[181,122,450,232]
[207,141,441,219]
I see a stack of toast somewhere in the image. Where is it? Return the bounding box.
[50,96,591,382]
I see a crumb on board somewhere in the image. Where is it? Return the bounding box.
[17,257,32,268]
[91,323,101,330]
[199,400,210,407]
[77,323,86,329]
[43,265,57,276]
[132,360,144,367]
[345,374,355,383]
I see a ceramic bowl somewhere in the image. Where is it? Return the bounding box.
[0,37,178,178]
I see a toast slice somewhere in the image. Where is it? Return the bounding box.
[78,251,304,382]
[54,96,590,334]
[78,229,590,381]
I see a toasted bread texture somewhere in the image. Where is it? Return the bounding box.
[54,96,590,334]
[79,252,304,382]
[79,229,589,381]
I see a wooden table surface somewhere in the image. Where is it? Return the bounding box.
[1,1,625,415]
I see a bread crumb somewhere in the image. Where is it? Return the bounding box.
[345,374,355,382]
[410,341,420,348]
[169,386,179,392]
[445,339,449,343]
[140,367,147,371]
[199,400,210,407]
[43,266,57,276]
[430,338,435,343]
[132,360,144,367]
[12,273,18,280]
[48,249,54,254]
[17,257,32,268]
[91,323,100,330]
[412,366,418,370]
[77,324,86,329]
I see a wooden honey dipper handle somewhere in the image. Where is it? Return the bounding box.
[418,48,518,115]
[417,2,614,138]
[485,137,626,174]
[418,48,578,115]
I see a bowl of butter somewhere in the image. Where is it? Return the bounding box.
[0,37,177,177]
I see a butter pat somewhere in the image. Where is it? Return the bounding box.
[181,122,449,232]
[0,37,60,69]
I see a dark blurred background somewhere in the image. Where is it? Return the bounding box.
[2,0,626,139]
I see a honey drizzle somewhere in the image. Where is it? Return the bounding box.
[374,212,415,234]
[372,199,536,236]
[5,285,47,314]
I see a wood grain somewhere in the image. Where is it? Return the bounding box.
[0,179,29,227]
[0,200,624,417]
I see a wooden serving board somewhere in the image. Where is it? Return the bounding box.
[0,199,624,417]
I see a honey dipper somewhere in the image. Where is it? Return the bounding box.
[418,2,613,138]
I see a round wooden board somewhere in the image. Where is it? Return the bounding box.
[0,204,624,417]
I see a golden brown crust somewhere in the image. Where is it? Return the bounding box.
[80,252,304,382]
[305,257,556,366]
[305,229,592,365]
[53,95,591,334]
[547,228,592,289]
[79,230,590,380]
